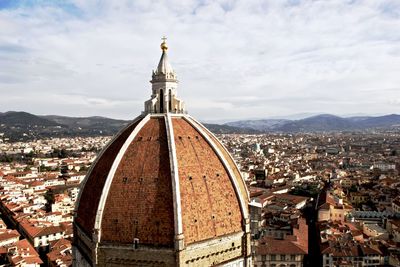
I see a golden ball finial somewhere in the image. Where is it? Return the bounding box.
[161,36,168,51]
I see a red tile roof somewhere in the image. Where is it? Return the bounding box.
[173,118,243,244]
[19,220,64,238]
[47,238,72,266]
[256,236,308,255]
[75,118,142,235]
[75,115,247,247]
[0,230,20,243]
[101,117,174,246]
[8,239,43,265]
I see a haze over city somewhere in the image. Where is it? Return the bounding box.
[0,0,399,120]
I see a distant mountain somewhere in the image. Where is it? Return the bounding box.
[203,123,260,134]
[0,111,60,127]
[225,114,400,133]
[346,116,371,122]
[41,115,129,132]
[274,114,354,132]
[225,119,289,131]
[356,114,400,128]
[0,112,130,141]
[1,111,399,141]
[0,111,257,142]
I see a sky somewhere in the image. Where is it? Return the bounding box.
[0,0,399,121]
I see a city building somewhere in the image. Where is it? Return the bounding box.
[254,218,308,267]
[47,238,73,267]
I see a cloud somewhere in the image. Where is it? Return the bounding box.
[0,0,399,120]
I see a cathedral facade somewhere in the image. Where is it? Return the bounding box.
[72,39,251,267]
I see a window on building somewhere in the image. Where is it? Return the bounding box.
[271,255,276,261]
[290,255,296,261]
[280,255,286,261]
[133,238,139,249]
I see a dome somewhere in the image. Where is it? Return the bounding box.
[73,39,251,267]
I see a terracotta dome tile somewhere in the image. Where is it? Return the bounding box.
[172,118,242,244]
[100,117,174,246]
[75,118,142,235]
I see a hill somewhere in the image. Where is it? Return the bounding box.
[1,111,399,141]
[225,114,400,132]
[0,112,129,141]
[41,115,129,135]
[0,112,256,142]
[225,119,289,131]
[274,114,355,132]
[0,111,60,126]
[203,123,260,134]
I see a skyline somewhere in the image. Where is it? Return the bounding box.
[0,0,400,120]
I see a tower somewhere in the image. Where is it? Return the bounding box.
[144,37,185,114]
[73,39,251,267]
